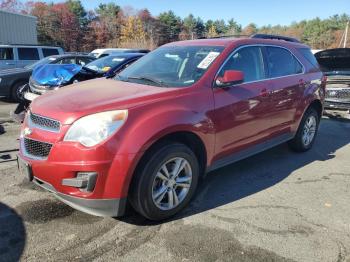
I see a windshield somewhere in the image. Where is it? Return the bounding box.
[25,57,57,70]
[117,46,224,87]
[85,55,127,73]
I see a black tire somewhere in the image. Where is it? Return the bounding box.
[129,143,199,221]
[11,82,28,102]
[288,107,320,152]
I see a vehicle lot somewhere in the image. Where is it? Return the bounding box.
[0,99,350,262]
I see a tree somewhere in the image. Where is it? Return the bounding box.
[213,19,227,35]
[158,11,182,44]
[66,0,87,27]
[242,23,258,36]
[207,24,218,38]
[227,19,242,35]
[120,16,148,48]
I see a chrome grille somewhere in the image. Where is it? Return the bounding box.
[29,112,60,132]
[23,138,52,159]
[326,88,350,101]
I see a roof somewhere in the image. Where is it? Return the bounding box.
[0,9,37,19]
[50,54,95,59]
[165,37,309,49]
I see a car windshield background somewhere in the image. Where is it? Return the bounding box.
[218,46,265,83]
[25,57,57,69]
[0,47,14,60]
[117,46,224,87]
[86,56,127,73]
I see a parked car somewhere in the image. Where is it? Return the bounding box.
[89,48,150,58]
[315,48,350,110]
[25,53,144,100]
[0,44,64,70]
[0,53,95,101]
[18,35,325,220]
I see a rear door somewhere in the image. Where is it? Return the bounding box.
[0,47,15,69]
[264,46,305,132]
[17,47,40,68]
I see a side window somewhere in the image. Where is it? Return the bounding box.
[43,48,59,57]
[76,57,94,66]
[57,58,76,64]
[266,47,303,78]
[298,48,319,68]
[219,46,265,83]
[0,48,14,60]
[18,48,39,60]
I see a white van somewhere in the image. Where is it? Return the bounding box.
[0,45,64,70]
[89,48,149,58]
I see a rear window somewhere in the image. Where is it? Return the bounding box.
[266,47,303,78]
[43,48,59,57]
[18,48,39,60]
[299,48,319,68]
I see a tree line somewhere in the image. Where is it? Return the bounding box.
[0,0,349,51]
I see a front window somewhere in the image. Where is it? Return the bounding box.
[117,46,224,87]
[85,56,128,73]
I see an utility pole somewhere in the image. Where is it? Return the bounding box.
[344,21,349,48]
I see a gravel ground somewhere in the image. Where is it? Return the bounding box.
[0,98,350,262]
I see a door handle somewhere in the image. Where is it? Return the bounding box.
[260,88,269,97]
[298,79,306,88]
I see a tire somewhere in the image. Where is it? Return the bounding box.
[288,107,320,152]
[129,143,199,221]
[11,82,28,102]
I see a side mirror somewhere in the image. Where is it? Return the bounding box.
[215,70,244,87]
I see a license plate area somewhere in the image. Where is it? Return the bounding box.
[17,156,33,181]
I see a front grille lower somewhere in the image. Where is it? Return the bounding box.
[326,88,350,102]
[29,112,60,132]
[23,138,53,159]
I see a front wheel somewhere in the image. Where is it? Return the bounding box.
[289,107,320,152]
[129,143,199,221]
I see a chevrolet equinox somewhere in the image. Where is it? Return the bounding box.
[18,35,325,220]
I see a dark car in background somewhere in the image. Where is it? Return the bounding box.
[0,53,95,101]
[26,53,144,100]
[315,48,350,110]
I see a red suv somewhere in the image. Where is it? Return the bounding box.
[18,35,325,220]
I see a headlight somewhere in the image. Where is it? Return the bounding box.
[64,110,128,147]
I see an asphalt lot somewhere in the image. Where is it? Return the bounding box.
[0,98,350,262]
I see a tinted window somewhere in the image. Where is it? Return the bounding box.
[77,57,94,66]
[43,48,59,57]
[0,48,14,60]
[219,46,265,83]
[18,48,39,60]
[266,47,303,78]
[299,48,319,68]
[57,57,76,64]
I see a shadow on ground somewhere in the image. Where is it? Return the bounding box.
[0,203,26,262]
[120,118,350,225]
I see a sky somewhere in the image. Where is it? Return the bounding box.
[50,0,349,27]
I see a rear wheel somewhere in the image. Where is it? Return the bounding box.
[129,143,199,221]
[289,107,320,152]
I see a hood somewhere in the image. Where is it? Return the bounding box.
[0,67,31,77]
[32,64,82,87]
[30,78,178,125]
[315,48,350,74]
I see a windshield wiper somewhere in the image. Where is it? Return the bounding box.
[127,76,168,87]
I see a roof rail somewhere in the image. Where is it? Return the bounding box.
[198,34,249,40]
[251,34,301,43]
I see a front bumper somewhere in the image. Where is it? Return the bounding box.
[325,100,350,110]
[33,176,126,217]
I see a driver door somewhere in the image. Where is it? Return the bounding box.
[211,46,274,161]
